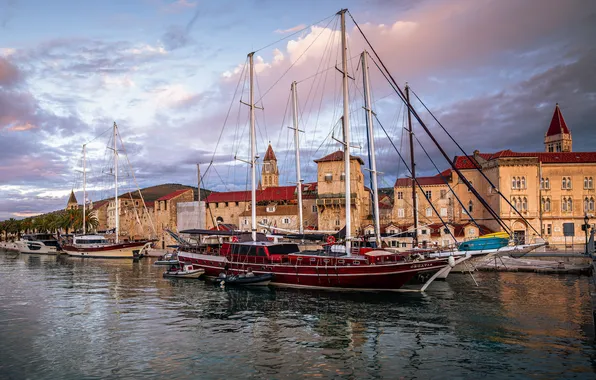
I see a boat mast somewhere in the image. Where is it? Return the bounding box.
[197,163,201,229]
[248,52,257,242]
[83,144,86,235]
[406,84,418,248]
[114,122,119,244]
[361,51,381,248]
[291,81,304,235]
[339,9,352,255]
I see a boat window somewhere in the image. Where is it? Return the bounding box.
[267,244,300,255]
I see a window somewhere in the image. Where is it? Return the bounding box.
[440,190,446,199]
[282,218,290,224]
[335,220,340,226]
[585,197,595,212]
[216,216,224,223]
[401,242,407,248]
[543,224,552,235]
[440,208,447,217]
[264,163,270,172]
[324,173,332,182]
[562,197,567,212]
[516,177,521,189]
[426,208,432,217]
[562,197,572,212]
[522,197,527,211]
[512,177,516,189]
[398,208,405,218]
[521,177,526,189]
[469,228,476,236]
[243,219,248,225]
[266,205,275,212]
[262,218,268,224]
[225,202,229,207]
[542,197,551,212]
[425,190,432,200]
[312,205,317,213]
[468,200,473,213]
[421,229,428,235]
[585,177,594,189]
[568,198,573,211]
[397,192,403,200]
[391,241,397,247]
[556,142,561,152]
[340,172,345,181]
[562,176,572,189]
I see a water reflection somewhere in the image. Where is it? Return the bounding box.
[0,250,595,379]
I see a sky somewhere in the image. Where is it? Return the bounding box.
[1,0,595,220]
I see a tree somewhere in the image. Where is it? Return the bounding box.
[0,220,6,241]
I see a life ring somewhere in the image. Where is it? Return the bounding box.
[231,236,239,243]
[326,235,336,244]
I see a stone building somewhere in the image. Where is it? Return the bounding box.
[392,104,595,245]
[260,144,279,190]
[314,151,370,235]
[153,189,194,248]
[66,190,78,211]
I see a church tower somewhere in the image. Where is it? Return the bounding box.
[261,144,279,190]
[66,190,78,211]
[544,103,572,152]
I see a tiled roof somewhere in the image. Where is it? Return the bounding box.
[454,150,596,169]
[546,103,570,136]
[263,144,277,161]
[205,183,317,203]
[394,169,452,187]
[155,189,192,202]
[314,150,365,165]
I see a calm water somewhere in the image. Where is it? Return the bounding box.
[1,250,595,379]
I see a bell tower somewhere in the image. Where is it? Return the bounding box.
[66,190,78,210]
[261,144,279,190]
[544,103,572,152]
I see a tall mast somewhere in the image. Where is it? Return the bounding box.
[248,52,257,242]
[339,9,352,254]
[406,84,418,248]
[197,163,201,229]
[361,51,381,248]
[82,144,86,235]
[291,81,304,235]
[114,122,119,244]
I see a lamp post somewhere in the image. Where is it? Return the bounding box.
[584,214,590,255]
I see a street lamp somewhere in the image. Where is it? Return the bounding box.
[584,214,590,255]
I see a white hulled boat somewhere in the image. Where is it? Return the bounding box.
[16,233,60,254]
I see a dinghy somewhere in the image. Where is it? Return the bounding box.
[163,263,205,279]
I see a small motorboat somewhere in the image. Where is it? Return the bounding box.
[154,252,180,266]
[217,271,274,286]
[163,264,205,279]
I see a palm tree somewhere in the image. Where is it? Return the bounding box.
[6,218,21,240]
[0,220,6,241]
[21,218,33,234]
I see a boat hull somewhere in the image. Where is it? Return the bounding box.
[178,252,448,291]
[163,268,205,279]
[16,241,58,255]
[62,241,151,258]
[459,237,508,251]
[0,242,19,252]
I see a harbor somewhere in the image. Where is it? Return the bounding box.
[1,2,596,378]
[0,250,595,379]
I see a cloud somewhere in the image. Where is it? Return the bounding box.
[0,56,20,86]
[0,0,17,28]
[274,24,307,34]
[7,122,36,131]
[162,0,197,13]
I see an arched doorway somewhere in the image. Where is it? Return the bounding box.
[512,220,527,245]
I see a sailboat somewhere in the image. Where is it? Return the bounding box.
[177,10,451,291]
[62,122,153,258]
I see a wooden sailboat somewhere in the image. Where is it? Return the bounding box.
[63,123,152,258]
[177,10,451,291]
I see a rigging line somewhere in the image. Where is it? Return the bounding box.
[408,87,540,237]
[412,130,483,232]
[254,70,269,144]
[254,13,336,53]
[212,165,231,192]
[353,22,512,236]
[373,113,459,244]
[255,16,336,104]
[205,57,248,181]
[233,60,249,157]
[116,127,156,237]
[298,16,337,132]
[305,18,338,166]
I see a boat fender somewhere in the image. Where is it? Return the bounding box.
[448,256,456,268]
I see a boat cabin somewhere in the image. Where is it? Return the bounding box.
[73,235,109,246]
[22,234,60,247]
